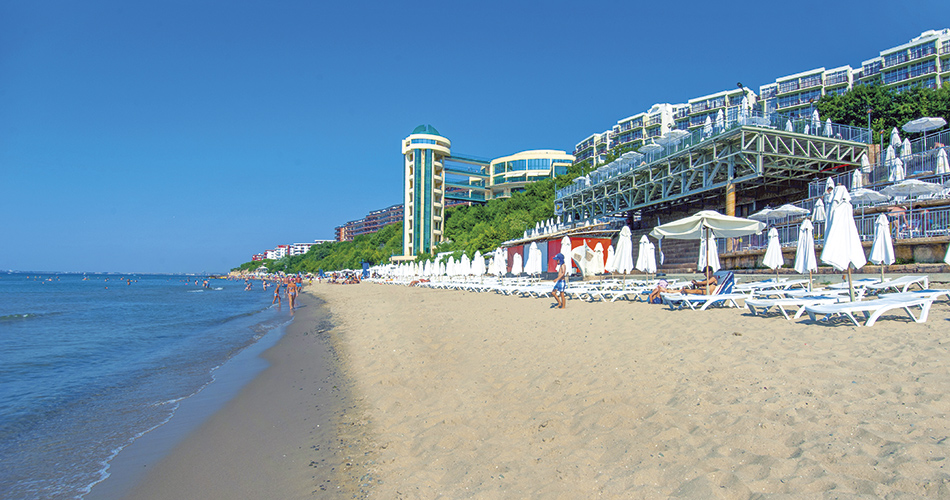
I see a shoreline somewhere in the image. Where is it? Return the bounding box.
[88,290,354,499]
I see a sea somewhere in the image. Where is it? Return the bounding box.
[0,272,290,499]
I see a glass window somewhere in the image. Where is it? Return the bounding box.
[778,80,799,93]
[801,74,822,88]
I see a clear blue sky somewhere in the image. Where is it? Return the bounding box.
[2,0,946,273]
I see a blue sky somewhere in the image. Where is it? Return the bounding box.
[2,0,947,273]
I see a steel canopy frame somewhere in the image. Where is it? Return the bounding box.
[556,126,868,222]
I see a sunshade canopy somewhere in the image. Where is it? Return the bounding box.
[650,210,765,240]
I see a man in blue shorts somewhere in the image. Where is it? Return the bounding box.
[551,253,567,309]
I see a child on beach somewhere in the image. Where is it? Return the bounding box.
[551,253,567,309]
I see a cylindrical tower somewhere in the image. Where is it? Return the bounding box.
[401,125,451,257]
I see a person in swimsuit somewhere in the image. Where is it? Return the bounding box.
[551,253,567,309]
[288,281,298,310]
[272,281,281,307]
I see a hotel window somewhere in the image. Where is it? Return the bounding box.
[778,80,799,94]
[801,74,822,88]
[863,60,882,75]
[760,86,777,99]
[884,51,908,68]
[909,43,935,60]
[907,60,937,78]
[942,40,950,54]
[825,70,848,85]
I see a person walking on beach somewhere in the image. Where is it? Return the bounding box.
[287,280,298,310]
[272,281,281,307]
[551,253,567,309]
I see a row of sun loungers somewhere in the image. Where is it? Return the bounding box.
[371,273,945,327]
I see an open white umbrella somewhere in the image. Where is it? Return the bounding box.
[614,226,635,274]
[762,227,784,282]
[868,213,895,283]
[820,185,866,300]
[560,236,573,276]
[903,117,946,134]
[635,235,657,275]
[937,148,949,175]
[851,188,889,204]
[882,179,944,198]
[591,243,606,275]
[604,244,616,273]
[651,210,764,292]
[771,204,811,221]
[794,219,818,291]
[749,207,776,222]
[639,141,663,156]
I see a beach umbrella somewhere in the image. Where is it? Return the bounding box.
[860,152,872,173]
[635,235,657,275]
[571,241,594,277]
[945,242,950,266]
[882,179,944,198]
[749,207,776,222]
[794,219,818,291]
[888,157,905,182]
[703,116,713,137]
[472,250,486,276]
[738,95,749,125]
[803,124,810,135]
[559,236,573,276]
[812,109,820,130]
[614,226,635,274]
[771,204,811,221]
[820,185,866,301]
[530,243,545,275]
[762,227,784,282]
[852,168,863,189]
[868,213,895,283]
[511,252,523,275]
[937,148,950,175]
[604,244,616,273]
[715,109,724,131]
[460,254,472,276]
[591,242,606,275]
[885,144,896,165]
[649,210,765,292]
[851,188,889,204]
[811,198,826,223]
[639,141,663,157]
[902,138,913,159]
[902,117,946,134]
[823,118,833,137]
[698,234,721,273]
[890,127,902,149]
[785,119,793,132]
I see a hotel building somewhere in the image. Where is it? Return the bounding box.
[859,29,950,91]
[335,204,405,242]
[401,125,573,257]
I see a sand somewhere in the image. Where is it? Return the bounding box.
[317,281,950,499]
[110,280,950,499]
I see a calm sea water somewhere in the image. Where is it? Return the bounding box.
[0,272,288,499]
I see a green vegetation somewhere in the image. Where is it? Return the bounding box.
[816,84,950,138]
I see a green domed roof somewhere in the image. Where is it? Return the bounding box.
[411,124,442,136]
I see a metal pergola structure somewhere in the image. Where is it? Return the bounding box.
[556,126,870,221]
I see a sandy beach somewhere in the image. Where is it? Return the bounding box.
[317,281,950,498]
[114,280,950,499]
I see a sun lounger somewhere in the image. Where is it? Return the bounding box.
[803,295,940,327]
[735,278,809,292]
[745,295,845,320]
[662,272,749,311]
[865,275,930,294]
[879,289,950,303]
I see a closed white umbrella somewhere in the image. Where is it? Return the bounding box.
[820,185,866,300]
[889,157,905,182]
[591,243,606,275]
[715,109,724,131]
[635,235,657,275]
[811,198,826,223]
[472,250,486,276]
[890,127,902,149]
[604,244,616,273]
[762,227,784,282]
[614,226,635,274]
[868,213,895,283]
[785,119,793,132]
[460,254,472,276]
[823,118,833,137]
[703,116,713,137]
[738,95,749,125]
[937,148,949,175]
[560,236,573,276]
[860,152,872,173]
[812,109,820,131]
[794,219,818,291]
[511,252,523,275]
[945,242,950,266]
[902,138,913,159]
[571,241,594,277]
[698,234,721,273]
[852,168,863,189]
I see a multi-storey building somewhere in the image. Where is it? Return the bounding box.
[860,29,950,91]
[687,88,755,132]
[488,150,572,199]
[335,204,404,242]
[759,66,854,119]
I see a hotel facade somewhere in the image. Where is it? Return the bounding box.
[575,28,950,167]
[401,124,573,257]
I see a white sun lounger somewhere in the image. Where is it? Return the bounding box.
[803,296,940,327]
[745,295,845,320]
[865,275,930,294]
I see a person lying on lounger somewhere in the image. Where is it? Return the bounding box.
[681,267,717,295]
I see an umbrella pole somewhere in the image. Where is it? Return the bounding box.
[808,270,813,292]
[705,227,711,295]
[847,267,855,302]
